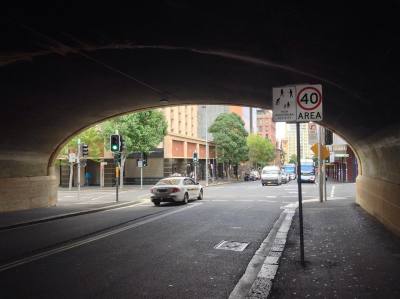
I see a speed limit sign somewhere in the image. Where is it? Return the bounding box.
[296,84,323,122]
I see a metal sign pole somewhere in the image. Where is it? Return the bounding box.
[296,122,305,265]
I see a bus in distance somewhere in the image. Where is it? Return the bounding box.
[283,163,296,180]
[300,159,316,183]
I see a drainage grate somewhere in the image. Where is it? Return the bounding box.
[214,240,249,252]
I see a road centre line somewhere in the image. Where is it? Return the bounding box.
[0,203,201,273]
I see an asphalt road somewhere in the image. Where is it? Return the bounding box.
[0,180,346,298]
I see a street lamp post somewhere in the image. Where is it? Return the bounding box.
[204,105,209,187]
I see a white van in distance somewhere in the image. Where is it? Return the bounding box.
[261,166,282,186]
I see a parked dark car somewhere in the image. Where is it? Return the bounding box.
[244,172,250,181]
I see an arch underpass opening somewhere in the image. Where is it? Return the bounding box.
[0,45,398,237]
[50,104,359,210]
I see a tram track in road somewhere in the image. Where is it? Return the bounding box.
[0,203,201,273]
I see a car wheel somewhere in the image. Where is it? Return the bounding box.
[197,189,203,200]
[183,193,189,204]
[154,200,160,206]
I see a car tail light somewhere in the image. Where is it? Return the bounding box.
[171,187,180,193]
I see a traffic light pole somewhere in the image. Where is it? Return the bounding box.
[140,166,143,189]
[77,139,81,200]
[115,160,119,202]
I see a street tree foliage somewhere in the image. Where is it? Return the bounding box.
[247,134,275,168]
[59,126,103,161]
[289,154,297,164]
[102,110,168,153]
[101,110,168,187]
[209,113,248,177]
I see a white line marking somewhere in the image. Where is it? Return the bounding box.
[0,203,201,272]
[330,185,336,198]
[266,196,277,198]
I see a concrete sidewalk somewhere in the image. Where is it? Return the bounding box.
[269,198,400,298]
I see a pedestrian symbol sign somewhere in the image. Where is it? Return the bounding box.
[272,84,323,122]
[272,86,296,122]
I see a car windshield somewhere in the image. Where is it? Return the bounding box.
[301,166,314,174]
[263,170,279,174]
[156,178,181,185]
[283,166,295,173]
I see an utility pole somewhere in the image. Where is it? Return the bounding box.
[318,125,323,203]
[204,105,209,187]
[323,127,327,201]
[249,107,253,133]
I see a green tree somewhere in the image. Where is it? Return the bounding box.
[58,126,104,188]
[289,154,297,164]
[102,110,168,187]
[247,134,275,168]
[209,113,248,179]
[60,126,103,159]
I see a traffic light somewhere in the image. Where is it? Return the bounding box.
[142,152,148,167]
[110,134,121,152]
[81,143,89,158]
[120,136,125,152]
[193,151,198,162]
[325,129,333,145]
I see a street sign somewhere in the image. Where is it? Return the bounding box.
[68,153,76,163]
[311,143,330,159]
[296,84,323,122]
[272,86,296,122]
[308,122,318,145]
[137,160,143,168]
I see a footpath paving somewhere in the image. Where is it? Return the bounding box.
[268,198,400,299]
[0,179,238,230]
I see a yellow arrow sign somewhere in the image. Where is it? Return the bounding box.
[311,143,330,160]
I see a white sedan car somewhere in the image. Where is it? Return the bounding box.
[150,176,203,206]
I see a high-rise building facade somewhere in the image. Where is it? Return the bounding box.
[256,109,276,145]
[161,105,198,137]
[197,105,229,141]
[285,123,313,161]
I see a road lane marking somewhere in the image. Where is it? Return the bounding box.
[266,196,277,198]
[0,203,201,273]
[330,185,336,198]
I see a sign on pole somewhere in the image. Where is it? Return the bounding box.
[272,86,296,122]
[296,84,323,122]
[272,83,324,267]
[311,143,330,159]
[272,84,323,122]
[308,123,318,145]
[68,153,76,163]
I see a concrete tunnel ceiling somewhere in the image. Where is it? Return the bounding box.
[1,2,400,233]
